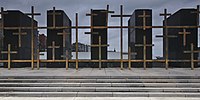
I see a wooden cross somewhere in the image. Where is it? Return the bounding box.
[48,41,60,60]
[90,36,109,70]
[184,43,200,70]
[178,29,191,46]
[86,9,98,16]
[111,5,132,70]
[160,9,171,21]
[102,5,115,25]
[138,10,150,30]
[156,9,173,70]
[1,44,17,70]
[48,7,61,28]
[25,6,41,70]
[135,35,154,70]
[13,28,27,47]
[100,5,115,13]
[57,30,70,47]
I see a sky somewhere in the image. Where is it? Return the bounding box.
[0,0,199,58]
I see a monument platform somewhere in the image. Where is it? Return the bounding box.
[0,68,200,99]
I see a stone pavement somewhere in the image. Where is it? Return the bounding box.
[0,68,200,99]
[0,68,200,76]
[0,97,199,100]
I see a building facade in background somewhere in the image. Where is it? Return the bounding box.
[163,9,198,67]
[91,10,108,60]
[39,34,47,52]
[0,19,3,66]
[47,10,72,67]
[72,42,90,52]
[128,9,152,67]
[3,10,38,67]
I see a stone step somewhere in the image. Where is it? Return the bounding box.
[0,79,200,83]
[0,76,200,79]
[0,92,200,97]
[0,83,200,87]
[0,87,199,92]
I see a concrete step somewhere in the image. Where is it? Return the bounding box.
[0,75,200,97]
[0,79,200,83]
[0,87,199,92]
[0,92,200,97]
[1,83,200,87]
[0,76,200,79]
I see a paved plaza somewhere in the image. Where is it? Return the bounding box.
[0,68,200,77]
[0,97,200,100]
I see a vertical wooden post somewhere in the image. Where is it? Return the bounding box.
[128,47,131,70]
[66,50,69,70]
[75,13,79,70]
[120,5,123,70]
[99,36,102,70]
[143,36,147,70]
[191,43,194,70]
[37,49,40,70]
[7,44,11,70]
[31,6,34,70]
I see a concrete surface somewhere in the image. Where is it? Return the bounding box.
[0,68,200,77]
[0,97,200,100]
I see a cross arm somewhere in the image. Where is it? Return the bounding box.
[131,52,137,55]
[1,51,8,54]
[86,13,98,16]
[13,32,27,35]
[48,46,60,48]
[25,13,41,16]
[48,12,61,15]
[156,35,177,38]
[183,51,191,53]
[57,32,70,35]
[138,15,150,17]
[100,10,115,13]
[111,15,132,17]
[90,44,110,47]
[159,13,171,16]
[85,32,99,34]
[1,51,17,54]
[183,50,200,54]
[135,44,154,47]
[193,50,200,53]
[61,54,72,58]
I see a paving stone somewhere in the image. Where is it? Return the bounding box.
[67,79,97,83]
[113,92,149,97]
[148,93,186,97]
[81,83,111,87]
[77,92,113,97]
[96,79,127,83]
[96,87,130,92]
[62,87,96,92]
[111,83,144,87]
[163,88,199,92]
[129,88,163,92]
